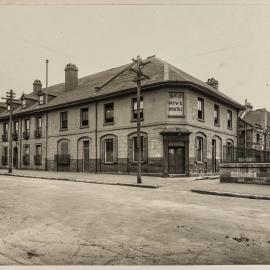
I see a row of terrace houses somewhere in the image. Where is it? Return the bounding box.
[0,56,243,176]
[238,99,270,151]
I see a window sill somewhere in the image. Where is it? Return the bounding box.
[197,118,204,122]
[227,127,233,130]
[80,125,89,129]
[130,161,147,164]
[131,118,144,122]
[168,115,185,118]
[60,128,68,131]
[103,162,117,165]
[195,161,204,164]
[103,122,114,126]
[214,123,220,127]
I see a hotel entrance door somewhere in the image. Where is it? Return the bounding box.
[168,147,185,174]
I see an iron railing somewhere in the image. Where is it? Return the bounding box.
[223,146,270,163]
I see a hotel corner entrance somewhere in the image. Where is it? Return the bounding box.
[168,147,185,174]
[161,129,191,177]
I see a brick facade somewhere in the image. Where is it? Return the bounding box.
[0,57,242,176]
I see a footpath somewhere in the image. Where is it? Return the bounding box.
[1,169,270,200]
[0,169,172,189]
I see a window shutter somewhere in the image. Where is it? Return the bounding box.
[203,137,207,162]
[143,136,148,162]
[128,137,133,162]
[100,139,105,163]
[113,137,118,163]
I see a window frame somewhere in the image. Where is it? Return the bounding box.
[24,144,30,156]
[3,146,8,157]
[24,119,30,133]
[131,97,144,121]
[104,102,114,124]
[3,123,8,134]
[36,116,42,132]
[197,97,204,121]
[80,107,89,128]
[60,111,68,130]
[214,104,220,126]
[13,120,19,134]
[227,110,233,129]
[38,95,45,105]
[104,138,114,164]
[22,99,27,108]
[132,136,144,163]
[35,144,42,156]
[195,136,203,162]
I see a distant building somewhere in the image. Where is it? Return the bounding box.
[0,56,242,176]
[239,99,270,151]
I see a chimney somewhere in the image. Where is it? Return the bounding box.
[65,63,78,91]
[33,80,42,94]
[207,77,219,90]
[244,99,253,112]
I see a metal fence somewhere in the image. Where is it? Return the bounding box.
[222,146,270,163]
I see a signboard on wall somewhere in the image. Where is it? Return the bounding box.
[168,92,184,116]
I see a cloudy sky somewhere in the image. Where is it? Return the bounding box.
[0,1,270,109]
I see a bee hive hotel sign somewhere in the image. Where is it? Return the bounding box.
[168,92,184,116]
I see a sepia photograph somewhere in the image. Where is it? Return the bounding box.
[0,0,270,267]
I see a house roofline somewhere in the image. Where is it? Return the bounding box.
[0,80,243,120]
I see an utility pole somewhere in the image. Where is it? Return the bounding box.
[2,90,16,173]
[130,56,150,184]
[45,59,49,103]
[45,59,49,171]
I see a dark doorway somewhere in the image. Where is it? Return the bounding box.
[83,140,90,171]
[13,147,18,169]
[168,147,185,174]
[212,139,217,172]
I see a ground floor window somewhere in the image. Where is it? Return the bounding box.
[133,136,144,162]
[195,136,203,162]
[23,145,30,165]
[2,147,8,165]
[35,144,42,165]
[105,139,113,163]
[128,133,148,163]
[101,135,118,164]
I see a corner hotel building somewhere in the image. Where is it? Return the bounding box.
[0,56,243,176]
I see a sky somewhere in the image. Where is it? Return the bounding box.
[0,1,270,109]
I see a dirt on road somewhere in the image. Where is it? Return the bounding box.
[0,175,270,265]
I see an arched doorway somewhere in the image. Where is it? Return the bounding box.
[56,139,70,172]
[77,137,91,172]
[13,147,18,169]
[212,136,222,172]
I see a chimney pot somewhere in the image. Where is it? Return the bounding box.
[207,77,219,90]
[65,63,78,91]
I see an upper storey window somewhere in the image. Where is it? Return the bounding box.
[197,97,204,121]
[132,97,143,120]
[214,104,220,126]
[227,110,232,129]
[104,103,114,124]
[38,95,44,105]
[22,99,27,108]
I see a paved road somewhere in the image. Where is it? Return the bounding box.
[0,175,270,265]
